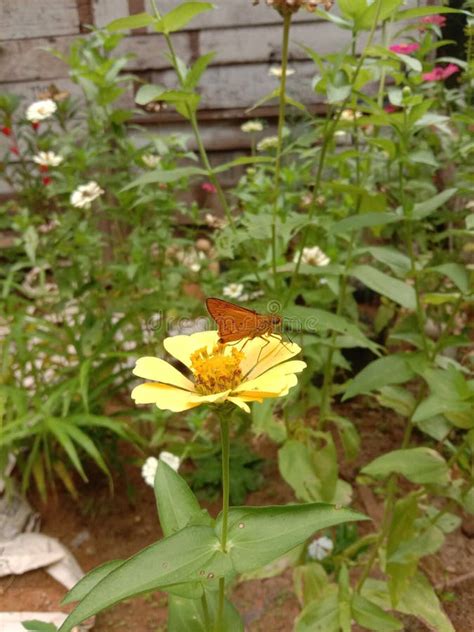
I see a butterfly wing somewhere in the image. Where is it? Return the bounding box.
[206,297,260,343]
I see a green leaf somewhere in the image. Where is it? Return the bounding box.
[375,386,416,417]
[155,2,214,34]
[429,263,470,294]
[285,305,380,353]
[154,460,208,536]
[351,265,416,309]
[107,13,156,31]
[352,594,402,631]
[216,503,367,574]
[168,591,243,632]
[395,573,455,632]
[295,590,340,632]
[395,6,464,21]
[22,622,58,632]
[343,355,414,401]
[412,395,473,426]
[184,52,216,89]
[294,562,330,606]
[365,247,411,276]
[251,399,286,443]
[361,448,449,485]
[328,415,360,461]
[62,560,123,605]
[58,526,233,632]
[412,188,457,220]
[212,155,272,174]
[122,166,206,190]
[332,213,400,234]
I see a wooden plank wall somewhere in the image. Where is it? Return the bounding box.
[0,0,422,174]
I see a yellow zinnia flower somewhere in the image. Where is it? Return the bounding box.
[131,331,305,414]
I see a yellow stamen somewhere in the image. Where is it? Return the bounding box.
[190,344,244,395]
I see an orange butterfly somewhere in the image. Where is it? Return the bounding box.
[206,297,282,345]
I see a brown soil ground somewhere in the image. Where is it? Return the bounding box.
[1,402,473,631]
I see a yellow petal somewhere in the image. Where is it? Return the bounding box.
[164,331,220,367]
[133,357,194,391]
[131,383,199,411]
[235,360,306,394]
[227,397,251,413]
[240,336,302,381]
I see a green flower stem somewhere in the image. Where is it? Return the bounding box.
[271,11,292,289]
[150,0,234,229]
[285,0,384,306]
[319,30,362,427]
[216,408,231,631]
[201,591,211,630]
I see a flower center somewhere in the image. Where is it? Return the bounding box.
[190,344,244,395]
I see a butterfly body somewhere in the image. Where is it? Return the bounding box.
[206,297,281,344]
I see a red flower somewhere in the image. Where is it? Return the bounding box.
[389,43,420,55]
[42,176,52,186]
[422,64,460,82]
[32,121,40,131]
[384,104,398,113]
[421,15,446,27]
[201,182,217,193]
[39,164,49,173]
[1,126,12,136]
[10,146,19,156]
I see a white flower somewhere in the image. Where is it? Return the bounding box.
[176,249,205,272]
[159,451,181,472]
[295,246,330,267]
[223,283,245,300]
[142,153,161,168]
[141,456,159,487]
[241,120,264,133]
[269,66,295,78]
[70,181,104,209]
[257,136,279,151]
[26,99,57,122]
[33,151,63,167]
[205,213,226,229]
[308,536,333,561]
[340,108,362,122]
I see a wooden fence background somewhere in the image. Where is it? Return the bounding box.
[0,0,425,185]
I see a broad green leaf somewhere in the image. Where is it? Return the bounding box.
[216,504,366,574]
[62,560,123,605]
[365,247,411,276]
[295,590,340,632]
[168,591,243,632]
[328,415,360,461]
[423,292,460,305]
[362,448,449,485]
[351,265,416,309]
[332,213,399,234]
[285,305,380,353]
[395,6,464,21]
[388,526,444,564]
[154,460,209,536]
[395,573,455,632]
[429,263,470,294]
[212,155,273,174]
[375,386,416,417]
[122,166,206,190]
[135,84,199,110]
[58,526,233,632]
[107,13,156,31]
[386,494,418,604]
[352,594,402,631]
[412,188,457,220]
[412,395,473,426]
[343,355,414,401]
[22,622,58,632]
[185,52,216,89]
[294,562,330,607]
[155,2,214,34]
[396,53,422,72]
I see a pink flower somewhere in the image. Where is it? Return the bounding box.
[390,43,420,55]
[421,15,446,27]
[201,182,217,194]
[384,104,398,113]
[422,64,460,82]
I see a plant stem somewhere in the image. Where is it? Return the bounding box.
[216,411,230,631]
[285,0,384,305]
[271,11,292,289]
[150,0,234,228]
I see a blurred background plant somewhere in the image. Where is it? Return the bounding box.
[1,0,473,629]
